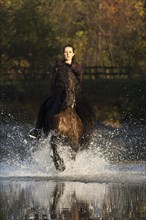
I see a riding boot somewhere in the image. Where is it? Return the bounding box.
[29,128,41,139]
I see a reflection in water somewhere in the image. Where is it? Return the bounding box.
[0,180,146,220]
[0,124,146,219]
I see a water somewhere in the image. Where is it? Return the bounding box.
[0,123,146,219]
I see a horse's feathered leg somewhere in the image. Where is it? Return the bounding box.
[51,136,66,172]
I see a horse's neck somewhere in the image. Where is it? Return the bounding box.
[63,67,75,83]
[58,68,76,90]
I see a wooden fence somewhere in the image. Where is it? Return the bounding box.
[0,66,135,81]
[83,66,133,79]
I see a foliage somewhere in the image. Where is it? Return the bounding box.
[0,0,145,79]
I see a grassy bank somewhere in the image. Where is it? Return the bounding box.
[0,79,146,126]
[83,79,146,126]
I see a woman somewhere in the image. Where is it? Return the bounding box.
[29,44,83,139]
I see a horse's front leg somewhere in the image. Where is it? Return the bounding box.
[50,135,66,172]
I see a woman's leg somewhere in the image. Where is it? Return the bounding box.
[29,97,53,139]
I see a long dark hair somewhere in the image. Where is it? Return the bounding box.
[63,44,75,53]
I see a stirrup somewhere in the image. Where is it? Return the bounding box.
[29,128,41,139]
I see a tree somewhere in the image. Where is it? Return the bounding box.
[0,0,145,79]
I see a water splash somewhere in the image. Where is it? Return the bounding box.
[0,123,145,181]
[0,131,107,177]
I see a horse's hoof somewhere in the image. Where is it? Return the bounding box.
[55,158,66,172]
[58,164,66,172]
[70,151,76,161]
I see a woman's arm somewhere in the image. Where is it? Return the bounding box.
[51,61,61,91]
[72,63,83,82]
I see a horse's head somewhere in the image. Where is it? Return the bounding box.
[55,65,81,110]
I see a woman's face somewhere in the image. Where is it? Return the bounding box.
[64,46,74,62]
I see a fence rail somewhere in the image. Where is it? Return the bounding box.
[83,66,133,79]
[0,65,137,81]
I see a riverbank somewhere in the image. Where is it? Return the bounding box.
[1,79,146,126]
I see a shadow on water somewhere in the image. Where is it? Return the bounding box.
[0,123,146,219]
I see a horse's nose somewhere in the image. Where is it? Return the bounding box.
[65,100,72,108]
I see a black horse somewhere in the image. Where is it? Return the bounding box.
[42,67,94,171]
